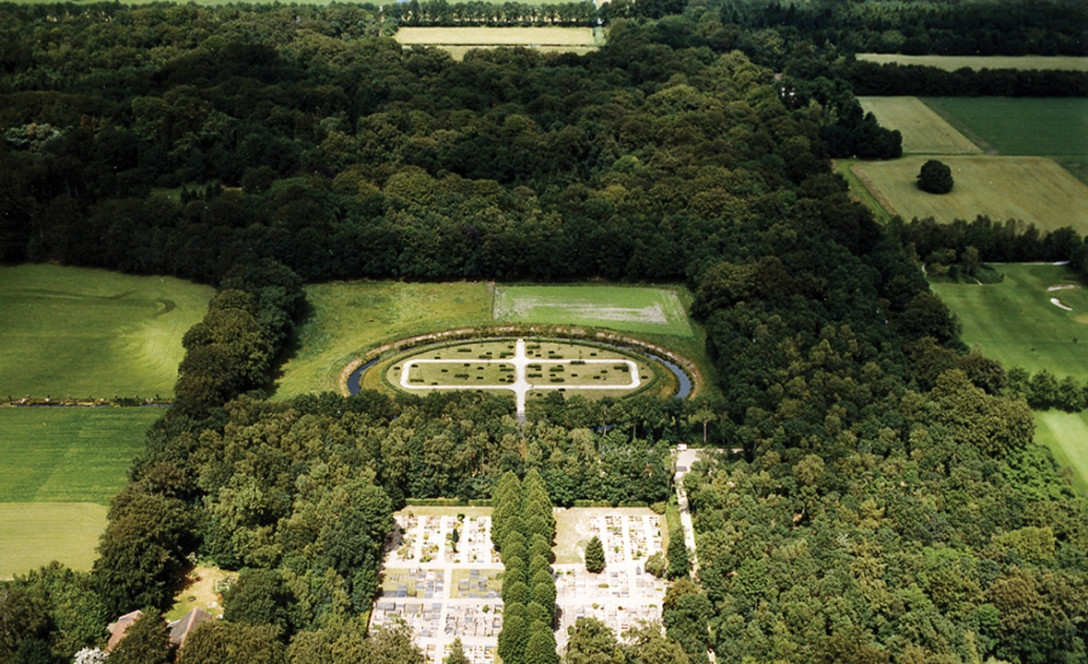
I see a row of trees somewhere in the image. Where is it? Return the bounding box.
[495,470,559,664]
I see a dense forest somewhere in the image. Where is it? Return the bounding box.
[2,1,1087,663]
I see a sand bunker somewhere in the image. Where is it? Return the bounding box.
[1047,284,1079,292]
[1050,297,1074,311]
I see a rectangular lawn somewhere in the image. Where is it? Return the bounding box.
[494,285,693,337]
[0,264,213,398]
[395,26,596,46]
[848,156,1088,234]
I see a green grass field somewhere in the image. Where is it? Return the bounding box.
[1034,411,1088,493]
[931,264,1088,381]
[856,54,1088,72]
[276,281,494,397]
[0,264,213,399]
[922,97,1088,157]
[0,408,160,503]
[494,285,693,337]
[848,156,1088,234]
[859,97,982,155]
[395,26,597,46]
[0,503,107,580]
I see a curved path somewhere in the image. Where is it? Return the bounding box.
[399,338,640,417]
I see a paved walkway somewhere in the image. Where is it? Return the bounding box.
[399,338,640,417]
[674,448,702,576]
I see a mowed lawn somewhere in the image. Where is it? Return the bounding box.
[494,285,693,337]
[859,97,982,155]
[0,264,213,398]
[856,53,1088,72]
[931,264,1088,380]
[922,97,1088,157]
[1034,411,1088,494]
[0,408,159,579]
[0,503,107,579]
[275,281,493,397]
[849,156,1088,233]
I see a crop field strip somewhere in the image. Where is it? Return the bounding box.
[0,264,213,398]
[394,26,597,46]
[921,97,1088,158]
[0,407,161,579]
[848,156,1088,234]
[858,97,982,155]
[856,54,1088,72]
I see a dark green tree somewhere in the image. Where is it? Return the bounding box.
[585,536,605,573]
[562,618,624,664]
[918,159,954,194]
[223,568,296,637]
[666,529,689,579]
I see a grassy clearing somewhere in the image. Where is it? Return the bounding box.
[0,264,213,398]
[553,507,658,565]
[848,156,1088,234]
[0,503,106,580]
[167,566,235,622]
[275,281,493,397]
[395,26,596,46]
[0,408,161,504]
[856,54,1088,72]
[859,97,982,155]
[1033,411,1088,494]
[922,97,1088,157]
[931,264,1088,381]
[495,285,693,337]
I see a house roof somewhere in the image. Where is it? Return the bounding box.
[105,610,145,652]
[167,608,215,648]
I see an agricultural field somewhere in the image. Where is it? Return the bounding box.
[0,264,213,399]
[846,156,1088,233]
[0,406,161,578]
[494,285,693,337]
[1034,411,1088,494]
[395,27,600,59]
[858,97,982,155]
[921,97,1088,158]
[856,54,1088,72]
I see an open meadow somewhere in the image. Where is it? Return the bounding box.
[1034,411,1088,494]
[0,407,161,579]
[0,264,213,399]
[856,54,1088,72]
[859,97,982,155]
[921,97,1088,157]
[931,264,1088,380]
[847,156,1088,233]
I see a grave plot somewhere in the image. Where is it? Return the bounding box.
[371,508,502,664]
[552,508,669,651]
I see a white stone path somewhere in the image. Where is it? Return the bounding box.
[399,338,641,416]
